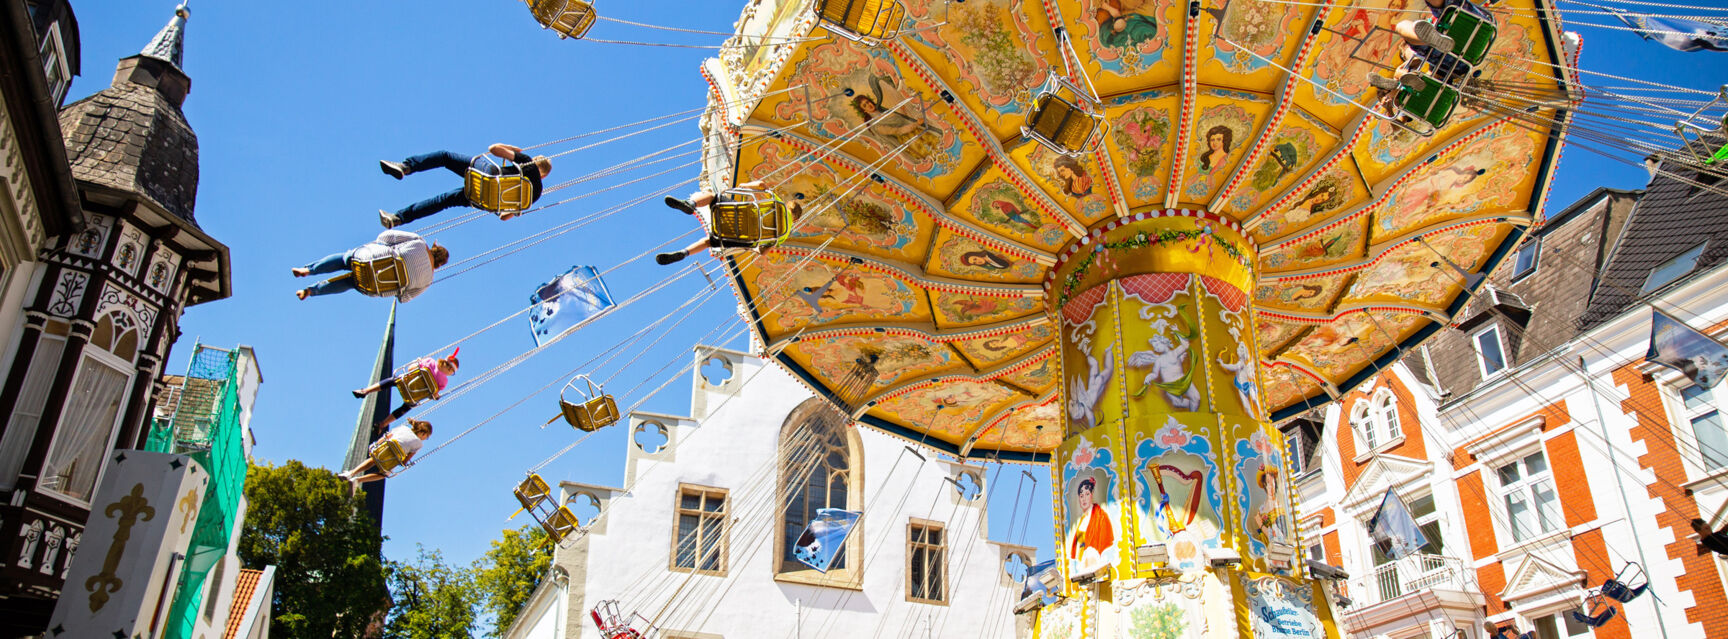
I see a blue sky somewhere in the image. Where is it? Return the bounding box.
[68,0,1727,580]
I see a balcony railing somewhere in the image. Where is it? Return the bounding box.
[1347,553,1469,607]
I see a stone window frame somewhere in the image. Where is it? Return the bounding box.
[1350,389,1404,459]
[905,518,948,606]
[773,398,865,589]
[670,483,729,577]
[1471,323,1510,379]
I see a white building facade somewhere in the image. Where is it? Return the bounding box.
[506,346,1034,639]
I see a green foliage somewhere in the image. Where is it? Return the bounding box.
[473,525,554,637]
[1129,602,1189,639]
[238,460,388,638]
[385,547,479,639]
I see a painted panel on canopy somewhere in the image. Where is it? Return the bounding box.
[1006,138,1118,228]
[1232,417,1295,572]
[951,322,1057,369]
[1263,364,1324,414]
[1118,273,1211,415]
[932,290,1043,329]
[1101,89,1182,209]
[1058,421,1131,583]
[901,0,1062,139]
[1130,413,1227,567]
[782,333,967,398]
[999,353,1059,395]
[1256,317,1310,358]
[971,398,1064,453]
[1367,122,1544,242]
[1062,282,1127,439]
[1293,0,1414,130]
[1176,89,1275,208]
[925,227,1047,284]
[738,137,930,262]
[1344,223,1511,308]
[870,379,1027,447]
[1199,0,1317,94]
[1250,159,1372,243]
[1254,272,1353,314]
[722,0,817,111]
[1222,108,1343,220]
[740,252,931,333]
[1199,275,1264,421]
[1058,0,1186,96]
[944,163,1073,251]
[1260,216,1369,274]
[757,34,983,197]
[1281,309,1423,381]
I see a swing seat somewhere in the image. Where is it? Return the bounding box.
[527,0,598,39]
[542,504,579,543]
[816,0,906,45]
[465,155,536,214]
[369,439,409,474]
[558,374,620,432]
[1435,4,1497,67]
[515,474,553,512]
[349,256,409,296]
[394,366,440,405]
[1569,605,1618,628]
[1603,579,1648,603]
[1492,627,1535,639]
[710,189,794,248]
[591,600,657,639]
[1707,143,1728,166]
[1394,74,1461,133]
[1024,92,1105,156]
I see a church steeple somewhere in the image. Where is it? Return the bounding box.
[111,3,191,109]
[140,3,188,69]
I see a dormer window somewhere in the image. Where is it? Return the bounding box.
[1642,242,1707,294]
[1472,324,1508,378]
[1510,239,1539,281]
[38,22,70,106]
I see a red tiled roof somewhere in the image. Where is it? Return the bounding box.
[223,569,265,639]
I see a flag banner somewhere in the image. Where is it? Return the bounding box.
[529,265,616,347]
[1648,309,1728,388]
[793,508,861,573]
[1609,9,1728,52]
[1020,559,1060,602]
[1367,487,1428,561]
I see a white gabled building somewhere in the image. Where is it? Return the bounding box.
[506,345,1033,639]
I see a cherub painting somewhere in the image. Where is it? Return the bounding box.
[1068,345,1115,435]
[1129,334,1201,411]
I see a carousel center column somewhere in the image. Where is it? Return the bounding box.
[1032,210,1341,639]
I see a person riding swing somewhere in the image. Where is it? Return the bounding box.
[655,181,804,265]
[355,349,460,428]
[377,143,554,228]
[338,419,434,493]
[291,229,447,302]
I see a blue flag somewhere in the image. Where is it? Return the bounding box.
[1367,488,1428,560]
[793,508,861,573]
[1648,309,1728,388]
[528,265,615,347]
[1609,9,1728,52]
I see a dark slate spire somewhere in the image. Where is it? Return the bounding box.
[140,3,188,69]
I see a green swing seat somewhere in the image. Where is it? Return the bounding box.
[1394,74,1461,131]
[1435,4,1497,67]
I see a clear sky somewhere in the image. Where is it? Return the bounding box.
[67,0,1728,585]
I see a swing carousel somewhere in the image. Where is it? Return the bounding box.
[679,0,1574,636]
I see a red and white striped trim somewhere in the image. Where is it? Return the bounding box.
[1042,208,1253,291]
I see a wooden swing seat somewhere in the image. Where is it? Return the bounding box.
[710,189,794,248]
[347,256,408,296]
[560,394,620,432]
[394,366,440,405]
[465,166,536,214]
[1436,4,1496,67]
[528,0,598,39]
[370,439,409,474]
[1025,92,1103,156]
[816,0,905,44]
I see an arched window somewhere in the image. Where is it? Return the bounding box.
[776,397,863,585]
[1351,390,1399,452]
[41,310,140,503]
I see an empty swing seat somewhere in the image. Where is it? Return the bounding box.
[465,155,537,214]
[1435,4,1497,67]
[515,474,553,512]
[1025,93,1104,156]
[527,0,598,39]
[542,504,579,543]
[1395,75,1461,131]
[817,0,906,44]
[350,256,409,296]
[558,374,621,432]
[370,439,409,475]
[710,189,794,248]
[394,366,440,405]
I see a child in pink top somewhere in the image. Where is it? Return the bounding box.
[353,350,459,426]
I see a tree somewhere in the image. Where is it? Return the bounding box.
[238,460,389,638]
[385,546,479,638]
[472,524,554,637]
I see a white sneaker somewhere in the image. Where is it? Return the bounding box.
[379,209,402,229]
[1413,21,1455,53]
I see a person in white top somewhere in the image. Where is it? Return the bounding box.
[292,230,447,302]
[337,419,433,492]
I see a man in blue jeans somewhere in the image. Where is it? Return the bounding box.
[292,229,448,302]
[377,143,554,228]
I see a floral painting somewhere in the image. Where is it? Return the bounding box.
[1108,103,1175,200]
[1212,0,1302,73]
[904,0,1047,114]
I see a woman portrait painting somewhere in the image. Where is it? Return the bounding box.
[1067,476,1117,574]
[1249,465,1290,547]
[960,250,1013,271]
[1053,155,1095,198]
[1282,181,1342,226]
[1094,0,1161,50]
[1197,124,1235,173]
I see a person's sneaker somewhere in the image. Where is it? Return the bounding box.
[380,160,407,180]
[1399,74,1429,91]
[379,209,402,229]
[663,195,697,215]
[1413,21,1454,53]
[656,252,686,265]
[1367,73,1401,91]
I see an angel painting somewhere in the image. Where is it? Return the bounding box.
[1067,345,1114,435]
[1219,340,1262,420]
[851,75,943,150]
[1129,333,1201,411]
